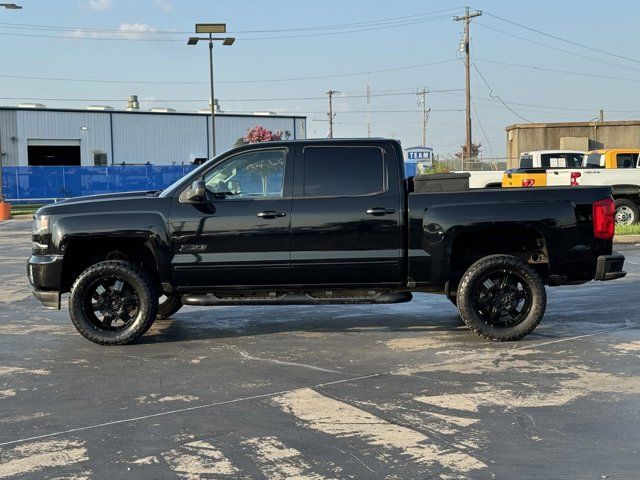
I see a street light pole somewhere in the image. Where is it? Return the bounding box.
[188,23,234,159]
[0,3,22,206]
[208,34,216,157]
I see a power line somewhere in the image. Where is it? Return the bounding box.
[0,7,464,35]
[482,11,640,65]
[474,58,640,84]
[476,22,640,73]
[429,90,640,114]
[470,96,496,158]
[0,10,462,42]
[0,59,460,85]
[471,62,532,122]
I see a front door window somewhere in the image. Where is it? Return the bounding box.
[204,149,287,199]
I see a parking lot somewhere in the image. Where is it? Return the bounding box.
[0,218,639,479]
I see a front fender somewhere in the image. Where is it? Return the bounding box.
[52,211,172,286]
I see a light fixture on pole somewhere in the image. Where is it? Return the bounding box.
[187,23,235,158]
[0,2,22,217]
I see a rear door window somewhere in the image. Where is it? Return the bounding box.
[565,153,584,168]
[302,146,385,197]
[585,153,605,168]
[616,153,638,168]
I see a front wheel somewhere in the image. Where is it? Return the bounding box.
[456,255,546,341]
[69,260,158,345]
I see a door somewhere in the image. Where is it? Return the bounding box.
[289,144,404,287]
[169,147,293,287]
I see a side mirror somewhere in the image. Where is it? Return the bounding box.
[182,180,206,203]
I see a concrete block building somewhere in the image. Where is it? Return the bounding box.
[505,120,640,168]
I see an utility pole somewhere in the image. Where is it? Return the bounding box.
[599,109,604,122]
[454,7,482,166]
[326,90,338,138]
[417,88,430,147]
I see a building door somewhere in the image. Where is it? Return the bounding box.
[27,139,81,166]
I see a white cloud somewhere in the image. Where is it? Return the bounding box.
[154,0,172,12]
[69,22,157,39]
[84,0,112,11]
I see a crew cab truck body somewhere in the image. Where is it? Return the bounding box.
[546,149,640,224]
[28,139,626,345]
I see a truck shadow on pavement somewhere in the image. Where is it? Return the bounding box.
[135,308,470,345]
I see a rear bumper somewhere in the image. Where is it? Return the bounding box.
[595,254,626,281]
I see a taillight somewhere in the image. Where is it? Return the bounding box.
[522,178,535,187]
[570,171,581,186]
[593,198,615,239]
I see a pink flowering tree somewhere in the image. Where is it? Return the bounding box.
[244,125,283,143]
[243,125,285,195]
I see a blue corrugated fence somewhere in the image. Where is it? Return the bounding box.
[3,165,197,203]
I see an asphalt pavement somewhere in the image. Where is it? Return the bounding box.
[1,218,639,479]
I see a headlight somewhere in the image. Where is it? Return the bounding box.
[32,214,51,254]
[33,214,50,235]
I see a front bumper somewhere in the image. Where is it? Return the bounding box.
[28,255,63,310]
[32,289,61,310]
[595,254,626,281]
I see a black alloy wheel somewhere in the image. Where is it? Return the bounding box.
[69,260,158,345]
[457,255,546,341]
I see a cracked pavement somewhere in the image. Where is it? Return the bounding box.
[1,219,640,479]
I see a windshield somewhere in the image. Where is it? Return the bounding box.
[519,154,533,168]
[158,158,214,198]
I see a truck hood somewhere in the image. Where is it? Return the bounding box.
[37,191,159,215]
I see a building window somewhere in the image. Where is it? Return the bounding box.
[93,152,108,166]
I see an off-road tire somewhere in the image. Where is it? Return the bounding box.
[69,260,158,345]
[614,198,639,225]
[457,255,546,341]
[157,294,183,319]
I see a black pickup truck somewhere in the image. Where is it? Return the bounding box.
[28,139,626,345]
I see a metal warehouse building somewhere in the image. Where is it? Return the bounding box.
[0,105,306,167]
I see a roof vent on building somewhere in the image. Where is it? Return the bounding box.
[86,105,114,111]
[18,103,46,109]
[252,111,276,116]
[127,94,140,111]
[149,107,176,113]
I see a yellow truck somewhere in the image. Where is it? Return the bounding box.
[502,150,585,188]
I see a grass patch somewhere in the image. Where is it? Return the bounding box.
[9,204,44,218]
[615,224,640,235]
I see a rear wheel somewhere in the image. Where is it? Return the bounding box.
[614,198,639,225]
[69,260,158,345]
[457,255,546,341]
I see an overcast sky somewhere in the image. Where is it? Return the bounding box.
[1,0,639,158]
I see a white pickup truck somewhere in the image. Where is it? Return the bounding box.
[463,150,585,189]
[547,152,640,224]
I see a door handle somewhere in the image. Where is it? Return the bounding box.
[257,210,286,219]
[366,207,396,216]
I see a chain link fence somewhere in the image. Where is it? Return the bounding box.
[2,165,197,203]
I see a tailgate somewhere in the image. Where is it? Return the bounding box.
[546,169,573,186]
